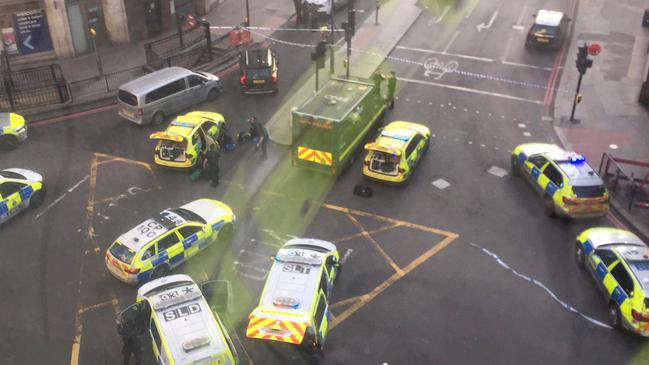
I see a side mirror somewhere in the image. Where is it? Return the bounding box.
[201,280,232,313]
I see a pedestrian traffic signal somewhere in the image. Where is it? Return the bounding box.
[575,94,582,104]
[576,43,593,75]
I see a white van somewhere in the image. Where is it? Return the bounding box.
[118,67,223,125]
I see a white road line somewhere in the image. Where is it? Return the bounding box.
[501,60,554,71]
[35,175,90,220]
[396,45,494,62]
[501,35,514,61]
[443,30,460,54]
[433,5,451,24]
[398,76,543,104]
[469,242,613,330]
[514,4,527,30]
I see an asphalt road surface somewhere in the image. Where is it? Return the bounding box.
[2,0,648,364]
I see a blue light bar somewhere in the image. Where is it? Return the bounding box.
[381,131,410,141]
[570,154,586,164]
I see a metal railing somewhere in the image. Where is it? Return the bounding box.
[0,63,70,110]
[599,153,649,211]
[145,27,205,66]
[68,66,147,101]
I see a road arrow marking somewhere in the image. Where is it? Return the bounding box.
[476,10,498,32]
[512,4,527,31]
[23,35,34,50]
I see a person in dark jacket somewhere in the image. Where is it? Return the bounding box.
[118,322,143,365]
[203,144,220,187]
[248,116,268,158]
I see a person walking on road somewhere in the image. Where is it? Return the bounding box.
[249,116,269,159]
[386,71,396,109]
[203,144,220,187]
[118,322,143,365]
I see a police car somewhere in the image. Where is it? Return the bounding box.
[247,238,341,353]
[511,143,609,218]
[105,199,235,284]
[575,228,649,336]
[0,113,27,150]
[526,10,570,49]
[150,111,225,169]
[0,168,45,225]
[363,121,430,184]
[119,274,238,364]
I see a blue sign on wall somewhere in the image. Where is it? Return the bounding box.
[12,9,54,55]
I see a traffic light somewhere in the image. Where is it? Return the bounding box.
[342,21,352,42]
[576,43,593,75]
[348,8,356,37]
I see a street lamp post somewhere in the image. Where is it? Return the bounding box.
[89,28,103,76]
[245,0,251,26]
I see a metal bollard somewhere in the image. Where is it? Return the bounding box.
[375,0,380,25]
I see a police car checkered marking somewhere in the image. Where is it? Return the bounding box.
[595,263,608,281]
[611,286,628,306]
[19,185,33,201]
[0,201,7,215]
[211,219,225,231]
[583,240,594,255]
[531,167,541,180]
[545,182,558,196]
[183,234,198,249]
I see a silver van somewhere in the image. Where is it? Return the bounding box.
[118,67,223,125]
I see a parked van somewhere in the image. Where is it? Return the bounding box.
[118,274,238,365]
[118,67,223,125]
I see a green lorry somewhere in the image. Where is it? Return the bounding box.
[291,76,388,175]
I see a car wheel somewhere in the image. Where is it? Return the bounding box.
[217,223,234,243]
[152,112,165,126]
[544,196,556,218]
[574,241,585,268]
[150,264,170,281]
[30,190,45,209]
[0,135,19,151]
[609,302,622,330]
[510,155,520,176]
[208,88,220,101]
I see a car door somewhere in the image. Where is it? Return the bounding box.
[200,120,219,140]
[406,134,424,168]
[588,247,618,296]
[156,230,184,268]
[608,261,634,313]
[178,225,208,258]
[0,181,25,220]
[0,193,8,224]
[522,154,548,191]
[313,293,329,347]
[187,74,209,102]
[541,162,565,199]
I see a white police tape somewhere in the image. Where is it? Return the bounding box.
[239,27,570,94]
[469,242,613,330]
[210,25,344,32]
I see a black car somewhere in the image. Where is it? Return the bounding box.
[526,10,570,50]
[239,45,279,94]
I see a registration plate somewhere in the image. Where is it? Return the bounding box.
[253,79,266,84]
[536,38,549,43]
[122,108,134,117]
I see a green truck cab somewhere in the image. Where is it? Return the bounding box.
[291,76,388,175]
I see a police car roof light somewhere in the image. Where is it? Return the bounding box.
[569,154,586,164]
[381,131,410,141]
[182,335,211,352]
[273,296,300,308]
[275,253,322,266]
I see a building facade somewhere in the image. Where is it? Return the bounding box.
[0,0,218,61]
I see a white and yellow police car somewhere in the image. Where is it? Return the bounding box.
[0,113,27,150]
[119,274,238,364]
[246,238,341,354]
[0,168,45,224]
[511,143,609,218]
[105,199,235,284]
[575,228,649,336]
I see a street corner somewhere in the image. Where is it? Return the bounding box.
[557,125,635,163]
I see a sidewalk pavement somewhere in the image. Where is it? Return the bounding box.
[266,0,422,145]
[22,0,297,120]
[553,0,649,239]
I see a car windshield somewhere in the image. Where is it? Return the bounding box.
[531,24,558,36]
[572,185,606,198]
[0,171,25,179]
[109,241,136,264]
[168,207,206,224]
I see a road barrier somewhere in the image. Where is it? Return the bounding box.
[599,153,649,212]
